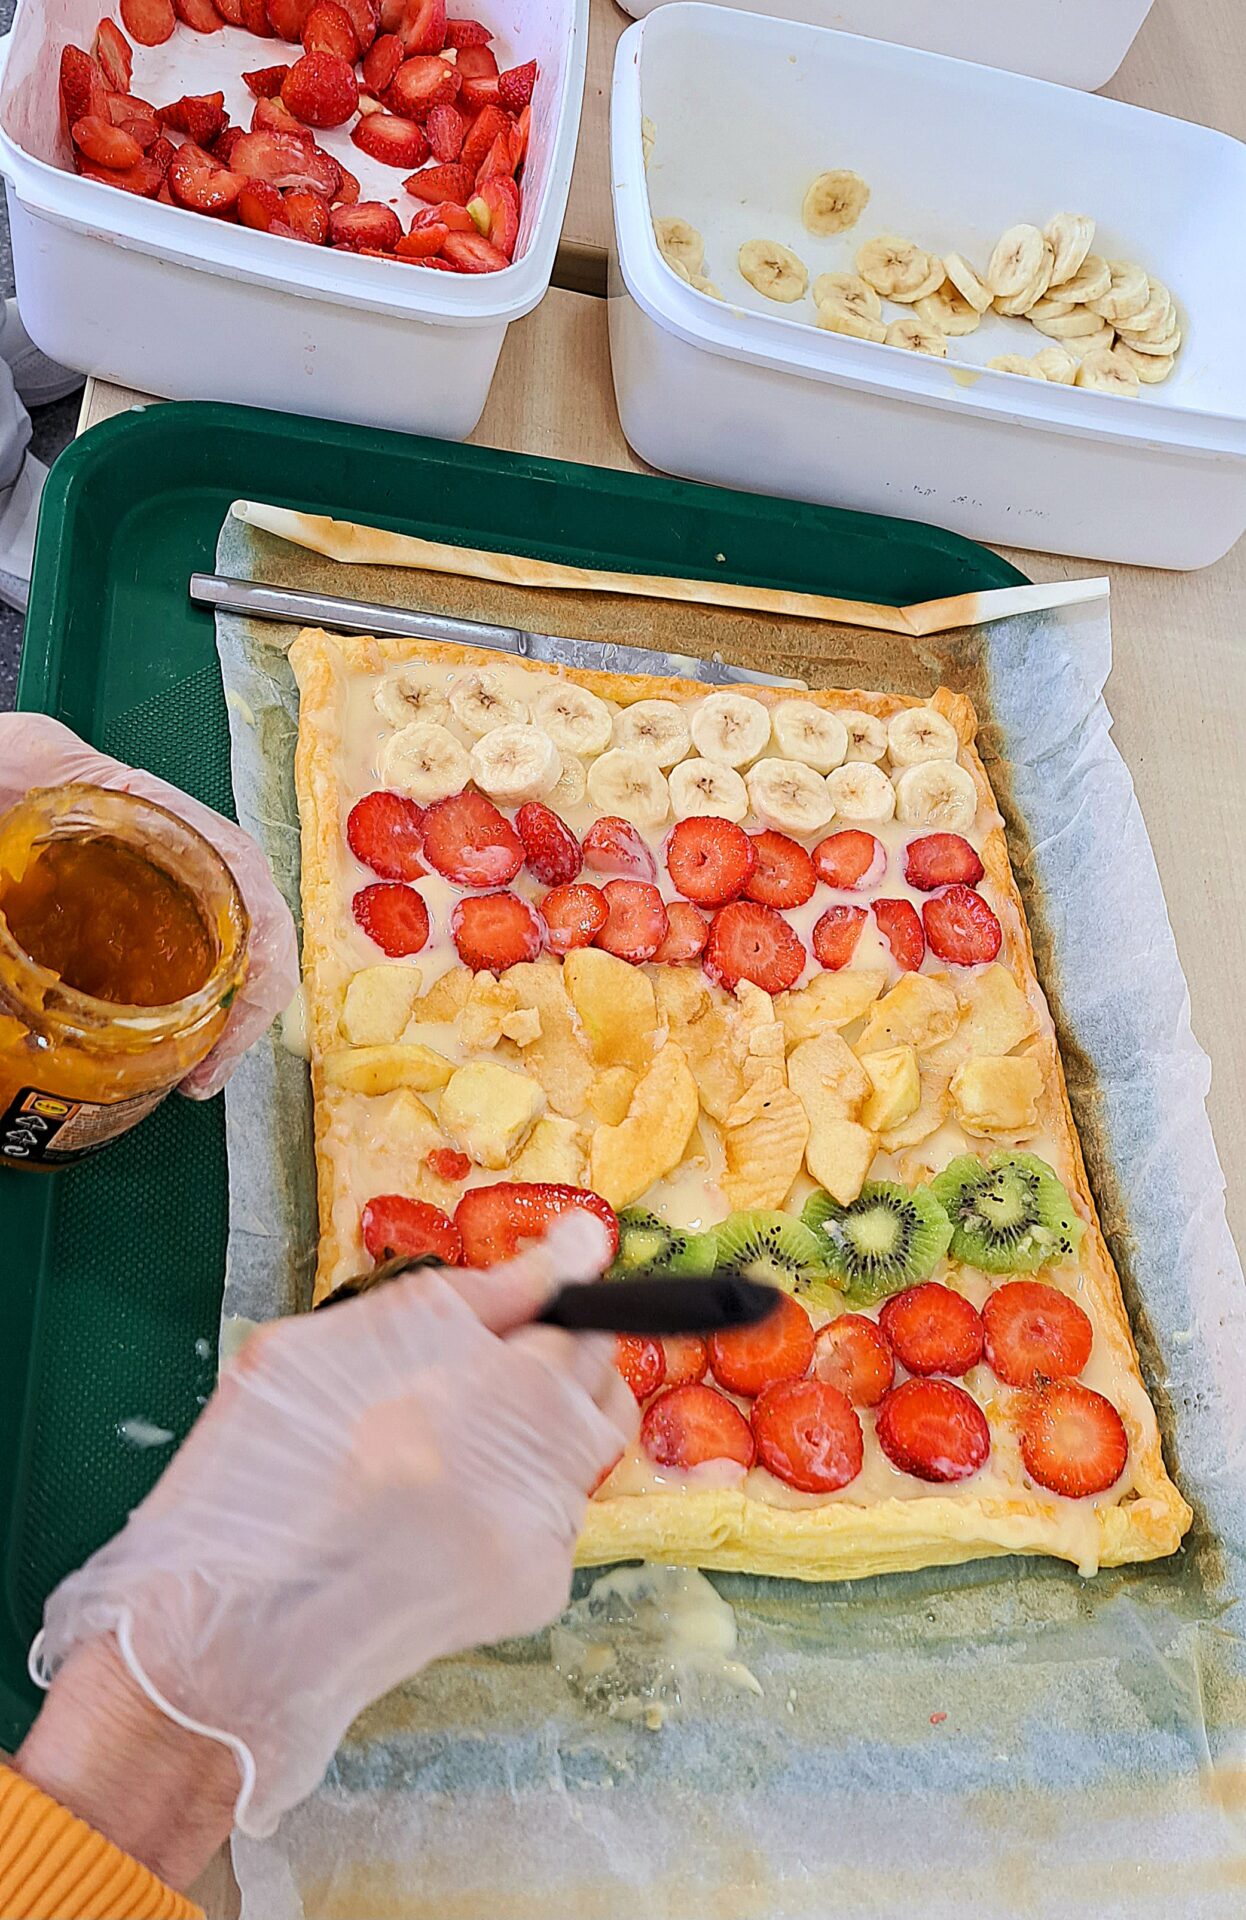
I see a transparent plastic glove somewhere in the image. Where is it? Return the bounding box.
[39,1216,636,1838]
[0,711,298,1096]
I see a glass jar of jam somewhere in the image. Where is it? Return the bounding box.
[0,783,250,1170]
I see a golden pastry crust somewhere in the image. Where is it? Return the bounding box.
[291,628,1192,1580]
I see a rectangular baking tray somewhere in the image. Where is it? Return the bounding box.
[0,398,1023,1750]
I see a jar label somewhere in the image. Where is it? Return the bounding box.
[0,1085,169,1165]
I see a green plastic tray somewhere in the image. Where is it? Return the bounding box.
[0,400,1025,1748]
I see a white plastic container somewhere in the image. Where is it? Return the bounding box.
[617,0,1155,92]
[0,0,586,437]
[610,5,1246,570]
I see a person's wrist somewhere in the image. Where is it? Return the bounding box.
[15,1633,240,1891]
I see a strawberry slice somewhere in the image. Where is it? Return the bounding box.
[812,828,885,890]
[352,881,430,956]
[752,1378,863,1493]
[426,1145,470,1182]
[812,1313,894,1406]
[404,160,473,204]
[347,790,425,879]
[362,31,403,92]
[708,1290,814,1398]
[421,788,523,886]
[581,815,656,880]
[230,129,339,194]
[922,886,1002,966]
[641,1383,755,1471]
[497,58,536,112]
[168,143,245,215]
[594,879,669,964]
[388,54,459,119]
[244,63,294,97]
[238,179,286,228]
[399,0,446,53]
[616,1333,666,1403]
[330,200,403,250]
[456,41,497,80]
[512,103,530,164]
[120,0,177,43]
[704,900,805,993]
[652,901,709,964]
[904,833,984,893]
[539,883,608,954]
[474,128,516,187]
[459,73,499,114]
[410,196,474,231]
[380,0,403,25]
[459,101,508,177]
[812,904,866,971]
[395,222,448,258]
[468,174,519,257]
[879,1282,984,1377]
[441,228,509,270]
[107,94,161,147]
[76,147,169,194]
[450,890,544,971]
[743,830,816,909]
[302,0,358,56]
[283,186,331,242]
[243,0,276,32]
[666,815,756,907]
[215,0,247,18]
[94,20,134,93]
[341,0,380,53]
[873,897,925,971]
[283,50,359,127]
[445,16,491,46]
[516,802,581,886]
[1019,1382,1128,1498]
[173,0,223,30]
[159,91,228,145]
[876,1378,990,1483]
[252,94,305,134]
[662,1333,707,1389]
[60,47,110,127]
[351,112,428,167]
[73,115,142,169]
[362,1193,462,1265]
[266,0,314,34]
[455,1181,619,1267]
[982,1281,1093,1390]
[425,102,466,161]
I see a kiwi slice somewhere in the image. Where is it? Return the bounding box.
[802,1181,953,1305]
[611,1207,718,1279]
[930,1152,1084,1274]
[714,1209,839,1309]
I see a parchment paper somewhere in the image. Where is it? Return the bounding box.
[214,510,1246,1919]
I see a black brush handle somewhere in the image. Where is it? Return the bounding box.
[537,1274,779,1335]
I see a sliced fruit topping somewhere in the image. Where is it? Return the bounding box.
[73,114,143,169]
[238,178,286,227]
[282,49,359,126]
[1019,1381,1128,1498]
[708,1289,814,1397]
[878,1281,984,1377]
[752,1378,863,1493]
[362,1192,462,1264]
[265,0,314,39]
[497,58,536,112]
[168,143,245,214]
[812,1313,894,1406]
[812,828,885,890]
[743,830,816,909]
[640,1383,756,1471]
[445,16,491,46]
[612,1208,717,1279]
[340,0,379,50]
[873,897,925,971]
[283,185,330,242]
[404,159,473,204]
[388,53,459,118]
[450,890,543,971]
[454,1181,619,1267]
[803,1181,953,1305]
[930,1153,1084,1274]
[876,1377,990,1482]
[904,833,984,892]
[362,29,402,90]
[94,19,134,91]
[539,882,608,955]
[982,1280,1093,1388]
[715,1209,833,1308]
[158,89,227,144]
[395,221,448,258]
[459,100,508,176]
[666,815,756,906]
[398,0,447,55]
[330,199,402,250]
[229,128,339,194]
[582,815,657,880]
[346,789,425,880]
[351,111,428,168]
[467,173,519,258]
[442,229,510,271]
[244,62,293,96]
[352,880,430,956]
[425,101,466,161]
[120,0,177,46]
[922,884,1002,966]
[61,46,110,125]
[652,901,709,964]
[662,1333,708,1389]
[173,0,223,30]
[426,1145,470,1182]
[302,0,358,56]
[516,801,581,886]
[704,900,805,993]
[421,787,523,886]
[812,904,867,971]
[594,879,668,964]
[616,1333,665,1403]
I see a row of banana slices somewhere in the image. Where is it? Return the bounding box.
[371,671,980,835]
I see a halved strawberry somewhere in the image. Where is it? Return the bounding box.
[60,47,110,127]
[445,16,491,47]
[752,1378,863,1493]
[539,883,608,954]
[497,59,536,112]
[515,802,581,886]
[652,901,709,964]
[340,0,380,52]
[708,1290,813,1398]
[812,1313,895,1407]
[662,1333,707,1389]
[982,1282,1093,1390]
[362,31,402,91]
[330,199,403,250]
[159,91,228,145]
[879,1282,984,1378]
[743,830,816,909]
[120,0,176,44]
[458,73,499,113]
[351,111,428,167]
[474,128,516,187]
[876,1378,990,1483]
[173,0,223,30]
[399,0,446,53]
[395,222,448,258]
[352,880,430,955]
[456,41,497,79]
[594,879,669,964]
[252,94,306,134]
[421,788,523,886]
[922,886,1002,966]
[167,143,245,215]
[302,0,358,56]
[362,1193,462,1264]
[455,1181,619,1267]
[666,815,756,907]
[467,173,518,256]
[450,890,544,970]
[283,186,331,241]
[873,897,925,971]
[1019,1382,1127,1498]
[425,101,466,160]
[459,101,509,177]
[426,1145,470,1182]
[704,900,805,993]
[106,94,161,147]
[811,904,866,971]
[641,1383,755,1471]
[441,227,508,269]
[230,129,339,194]
[387,54,459,118]
[266,0,314,35]
[404,160,473,203]
[581,815,656,880]
[238,179,286,228]
[347,791,425,880]
[616,1334,665,1403]
[72,115,142,170]
[812,828,885,890]
[94,19,134,93]
[244,63,294,97]
[904,833,984,893]
[283,49,359,126]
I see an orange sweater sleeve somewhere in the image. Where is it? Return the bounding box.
[0,1766,203,1920]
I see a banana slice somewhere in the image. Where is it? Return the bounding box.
[987,355,1043,378]
[739,238,808,303]
[884,316,947,357]
[668,758,749,823]
[817,300,886,344]
[654,217,703,276]
[1111,339,1177,384]
[812,272,881,322]
[531,681,614,757]
[915,281,983,337]
[886,706,960,766]
[1026,292,1079,324]
[1029,305,1108,339]
[374,672,453,730]
[770,700,848,773]
[856,234,937,302]
[893,760,978,831]
[378,721,471,803]
[470,723,562,804]
[690,691,772,768]
[1031,345,1079,384]
[1112,277,1171,337]
[840,709,888,763]
[987,224,1045,301]
[549,751,589,808]
[691,274,723,300]
[612,699,691,767]
[1064,323,1118,358]
[1055,253,1111,305]
[1123,313,1180,354]
[892,253,945,305]
[448,668,527,736]
[802,169,870,236]
[1074,349,1140,397]
[942,252,993,315]
[587,748,671,829]
[1044,212,1095,286]
[993,240,1054,316]
[664,256,692,285]
[825,762,895,824]
[1090,260,1149,324]
[746,758,836,835]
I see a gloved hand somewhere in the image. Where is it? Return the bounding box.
[0,712,297,1097]
[38,1215,636,1838]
